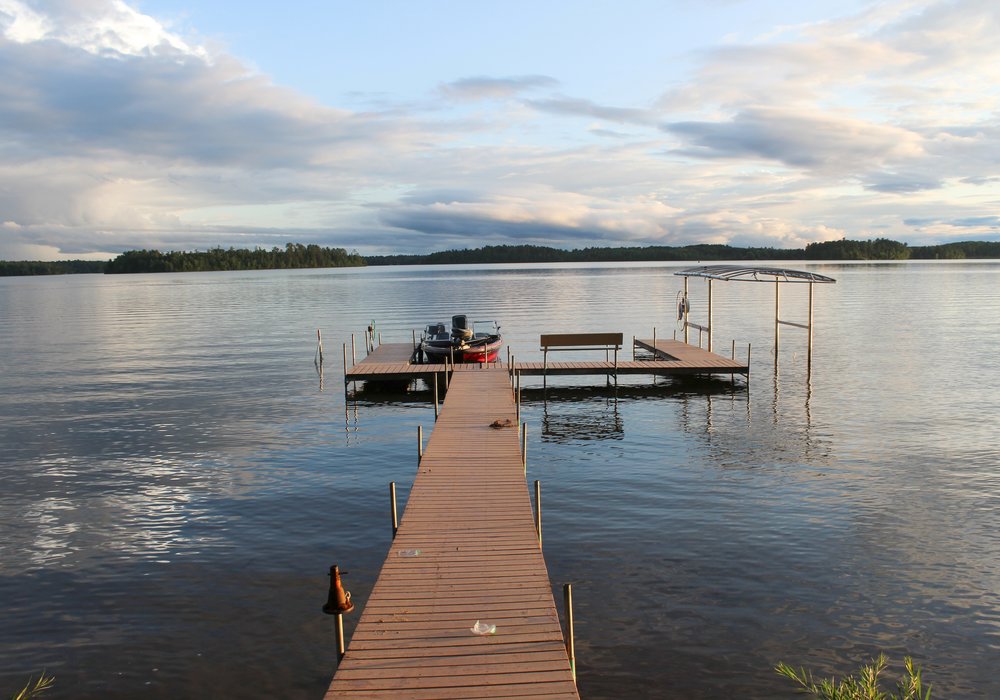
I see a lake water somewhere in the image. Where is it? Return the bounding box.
[1,261,998,699]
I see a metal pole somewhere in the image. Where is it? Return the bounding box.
[774,278,780,357]
[342,342,349,402]
[747,343,752,381]
[807,281,815,370]
[564,583,576,683]
[389,481,398,539]
[707,278,713,353]
[417,425,423,463]
[521,422,527,474]
[351,333,356,365]
[433,374,439,420]
[534,480,541,547]
[683,276,690,344]
[516,378,521,423]
[335,613,345,662]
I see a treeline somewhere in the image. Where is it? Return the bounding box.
[104,244,364,273]
[365,243,802,265]
[0,260,107,276]
[366,239,1000,265]
[803,238,1000,260]
[3,239,999,276]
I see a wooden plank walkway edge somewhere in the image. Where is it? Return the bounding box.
[325,370,580,700]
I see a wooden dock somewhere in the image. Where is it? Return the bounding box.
[345,339,746,384]
[326,369,579,699]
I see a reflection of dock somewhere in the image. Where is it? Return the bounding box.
[345,339,747,384]
[326,370,579,699]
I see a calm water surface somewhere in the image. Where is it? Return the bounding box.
[1,262,999,698]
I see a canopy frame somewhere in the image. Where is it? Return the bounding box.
[674,265,836,369]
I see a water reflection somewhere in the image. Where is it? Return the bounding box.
[4,264,1000,699]
[539,389,623,443]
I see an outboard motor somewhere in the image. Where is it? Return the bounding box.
[451,314,473,340]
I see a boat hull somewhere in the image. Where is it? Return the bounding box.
[421,337,502,363]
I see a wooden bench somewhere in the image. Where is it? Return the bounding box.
[539,332,624,384]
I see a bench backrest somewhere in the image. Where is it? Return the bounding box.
[540,332,623,349]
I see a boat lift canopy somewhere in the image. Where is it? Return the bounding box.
[674,264,836,369]
[676,265,836,284]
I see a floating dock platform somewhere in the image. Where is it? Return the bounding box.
[345,338,747,385]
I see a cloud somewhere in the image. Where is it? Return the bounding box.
[525,97,653,125]
[863,174,943,193]
[2,0,1000,259]
[665,107,924,173]
[439,75,559,101]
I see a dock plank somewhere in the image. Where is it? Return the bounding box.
[325,370,578,699]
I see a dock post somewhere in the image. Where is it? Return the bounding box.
[322,564,354,662]
[534,480,541,547]
[316,329,324,366]
[683,276,690,344]
[351,333,356,366]
[521,422,527,474]
[564,584,576,683]
[747,343,752,381]
[653,327,656,355]
[433,374,439,420]
[774,277,781,359]
[707,278,714,352]
[342,342,349,401]
[417,425,423,463]
[807,280,815,373]
[390,481,398,539]
[516,375,521,423]
[335,614,345,662]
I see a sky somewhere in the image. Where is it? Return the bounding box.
[1,0,999,260]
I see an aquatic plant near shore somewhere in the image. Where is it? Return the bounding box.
[776,654,930,699]
[8,672,54,700]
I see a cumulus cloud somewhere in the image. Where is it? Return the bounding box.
[2,0,1000,259]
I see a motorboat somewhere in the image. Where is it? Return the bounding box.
[420,315,502,363]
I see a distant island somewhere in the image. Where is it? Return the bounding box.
[2,238,999,276]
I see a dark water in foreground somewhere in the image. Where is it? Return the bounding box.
[1,261,998,698]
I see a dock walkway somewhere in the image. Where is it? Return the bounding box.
[325,369,579,699]
[345,339,746,384]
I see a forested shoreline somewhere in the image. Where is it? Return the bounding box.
[2,238,999,276]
